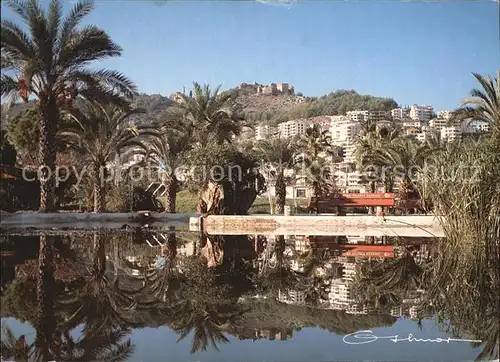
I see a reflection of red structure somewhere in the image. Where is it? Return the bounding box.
[342,245,394,258]
[308,236,395,258]
[329,244,394,258]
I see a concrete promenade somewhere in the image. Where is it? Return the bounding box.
[0,212,445,238]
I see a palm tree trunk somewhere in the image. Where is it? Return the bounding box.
[38,103,58,212]
[275,171,286,214]
[164,177,178,213]
[92,233,106,279]
[368,181,376,214]
[35,235,56,359]
[93,164,105,212]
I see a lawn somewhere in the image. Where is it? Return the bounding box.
[157,190,307,214]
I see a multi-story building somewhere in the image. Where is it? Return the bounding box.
[330,117,363,145]
[346,110,387,123]
[403,120,422,129]
[342,262,357,282]
[278,289,306,305]
[437,110,452,120]
[391,108,404,121]
[429,118,447,130]
[277,119,310,138]
[440,126,461,142]
[415,132,428,142]
[410,105,433,122]
[255,124,278,140]
[405,127,420,136]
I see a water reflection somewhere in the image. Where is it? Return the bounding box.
[0,231,498,361]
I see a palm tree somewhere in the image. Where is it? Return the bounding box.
[255,137,297,214]
[137,127,191,213]
[297,124,335,213]
[1,324,135,361]
[372,137,432,213]
[169,82,243,147]
[452,71,500,140]
[1,0,137,211]
[60,102,149,212]
[297,124,332,160]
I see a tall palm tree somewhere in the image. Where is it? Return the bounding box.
[137,127,191,213]
[452,70,500,140]
[169,82,243,147]
[167,83,245,213]
[255,137,297,214]
[1,0,137,211]
[296,124,335,213]
[60,102,149,212]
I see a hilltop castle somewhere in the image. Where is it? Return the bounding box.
[238,82,295,96]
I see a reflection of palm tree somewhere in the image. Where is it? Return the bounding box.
[352,251,422,308]
[171,299,235,353]
[166,257,242,353]
[1,324,135,361]
[63,234,148,333]
[35,234,57,360]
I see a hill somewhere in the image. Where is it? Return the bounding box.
[1,86,398,129]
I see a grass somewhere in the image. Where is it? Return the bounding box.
[157,189,308,214]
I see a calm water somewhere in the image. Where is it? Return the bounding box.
[0,231,497,361]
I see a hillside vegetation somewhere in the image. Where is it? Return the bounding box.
[1,86,397,129]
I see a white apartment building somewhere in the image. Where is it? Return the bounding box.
[403,120,422,129]
[410,105,433,122]
[346,110,387,123]
[334,169,365,193]
[278,119,310,138]
[437,110,452,120]
[391,108,404,121]
[440,126,461,142]
[415,132,428,142]
[405,127,420,136]
[330,117,363,145]
[255,125,278,140]
[429,118,447,130]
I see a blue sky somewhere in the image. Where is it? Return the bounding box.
[2,0,499,110]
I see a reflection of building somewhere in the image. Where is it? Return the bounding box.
[236,328,293,341]
[278,289,306,305]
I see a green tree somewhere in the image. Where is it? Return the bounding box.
[169,82,243,147]
[255,137,297,214]
[137,126,191,213]
[0,129,17,166]
[6,106,40,166]
[1,0,136,211]
[297,125,335,213]
[452,70,500,140]
[60,102,148,212]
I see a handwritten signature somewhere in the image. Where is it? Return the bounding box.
[343,330,482,345]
